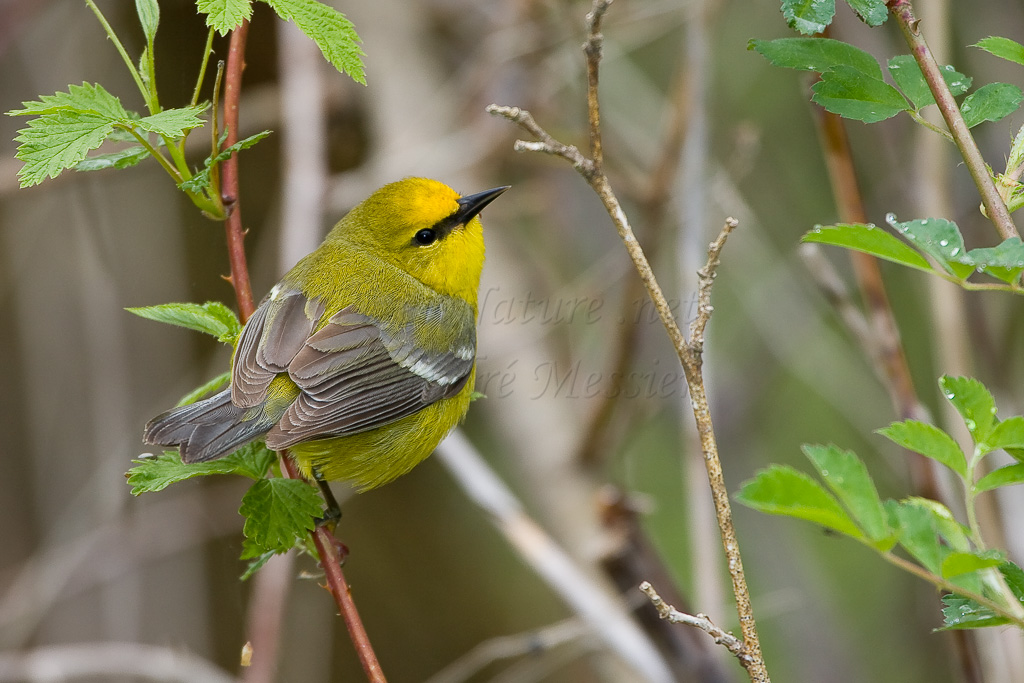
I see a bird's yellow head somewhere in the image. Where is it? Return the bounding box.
[335,178,508,305]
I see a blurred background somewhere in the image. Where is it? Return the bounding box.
[2,0,1024,681]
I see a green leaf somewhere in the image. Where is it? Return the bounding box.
[127,301,241,345]
[974,37,1024,68]
[196,0,253,35]
[999,561,1024,602]
[239,478,321,554]
[178,130,272,194]
[126,443,276,495]
[802,223,932,272]
[748,37,881,78]
[780,0,836,35]
[735,464,864,539]
[901,497,971,552]
[960,82,1024,128]
[941,550,1005,578]
[887,55,971,110]
[219,442,278,480]
[877,420,968,480]
[136,105,207,137]
[75,146,151,172]
[976,464,1024,492]
[240,547,276,579]
[939,376,997,444]
[844,0,887,26]
[136,0,160,43]
[8,82,131,119]
[802,444,893,547]
[12,111,116,187]
[811,65,909,123]
[889,499,945,574]
[985,416,1024,452]
[7,84,140,187]
[967,237,1024,284]
[940,595,1008,630]
[886,216,974,278]
[260,0,365,83]
[176,371,231,407]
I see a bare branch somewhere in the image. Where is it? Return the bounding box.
[639,582,750,663]
[487,0,770,679]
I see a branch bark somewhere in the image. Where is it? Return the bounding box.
[487,1,769,679]
[219,17,386,683]
[887,0,1019,241]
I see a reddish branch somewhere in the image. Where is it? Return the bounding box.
[887,0,1019,241]
[220,18,386,683]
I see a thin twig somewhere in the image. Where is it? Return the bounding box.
[887,0,1019,241]
[218,17,386,683]
[487,1,769,679]
[221,21,256,322]
[639,582,749,664]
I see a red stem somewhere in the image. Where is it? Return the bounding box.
[220,18,386,682]
[887,0,1019,241]
[222,20,256,322]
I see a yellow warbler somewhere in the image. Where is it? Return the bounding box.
[145,178,508,489]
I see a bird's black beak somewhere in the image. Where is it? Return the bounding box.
[454,186,510,225]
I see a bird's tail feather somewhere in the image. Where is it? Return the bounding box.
[144,389,271,463]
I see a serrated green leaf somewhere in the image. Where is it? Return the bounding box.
[8,82,130,119]
[75,146,151,172]
[887,55,971,110]
[886,216,974,278]
[961,82,1024,128]
[811,65,909,123]
[240,478,321,554]
[196,0,253,35]
[802,223,933,272]
[967,237,1024,284]
[240,546,276,579]
[126,442,275,494]
[877,420,968,480]
[940,595,1008,630]
[222,442,278,480]
[889,499,945,574]
[260,0,365,83]
[735,464,863,538]
[999,562,1024,602]
[136,105,207,137]
[985,416,1024,453]
[844,0,887,26]
[976,464,1024,492]
[942,550,1005,578]
[7,84,142,187]
[781,0,836,35]
[900,497,971,552]
[939,376,997,443]
[127,301,241,344]
[748,37,881,78]
[178,130,272,194]
[13,111,117,187]
[802,444,893,547]
[136,0,160,43]
[176,371,231,407]
[974,37,1024,68]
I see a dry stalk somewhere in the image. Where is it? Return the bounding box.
[487,0,769,679]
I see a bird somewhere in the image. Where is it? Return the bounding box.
[144,177,508,490]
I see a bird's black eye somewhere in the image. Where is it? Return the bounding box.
[414,228,437,245]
